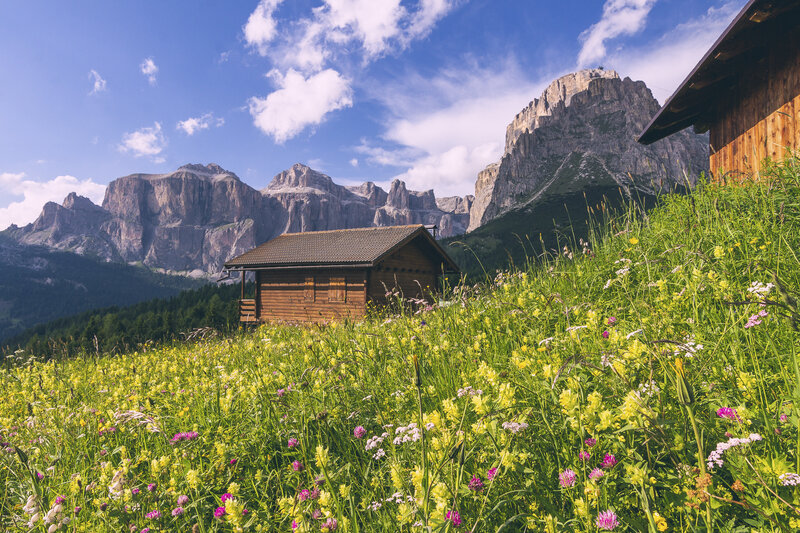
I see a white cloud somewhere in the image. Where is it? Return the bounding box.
[244,0,284,55]
[176,113,225,135]
[119,122,167,159]
[88,69,107,94]
[140,57,158,85]
[349,158,359,167]
[603,1,744,103]
[577,0,657,68]
[0,172,106,230]
[248,68,353,143]
[357,61,550,196]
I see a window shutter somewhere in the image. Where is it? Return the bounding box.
[329,276,346,302]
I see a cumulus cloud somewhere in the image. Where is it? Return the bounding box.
[140,57,159,85]
[176,113,225,135]
[603,1,744,103]
[577,0,657,68]
[244,0,284,55]
[88,69,107,94]
[0,172,106,230]
[119,122,167,160]
[248,68,353,143]
[358,61,550,196]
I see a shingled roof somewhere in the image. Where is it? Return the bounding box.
[224,224,459,271]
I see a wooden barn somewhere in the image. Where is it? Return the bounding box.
[223,225,459,323]
[638,0,800,179]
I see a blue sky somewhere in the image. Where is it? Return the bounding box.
[0,0,745,229]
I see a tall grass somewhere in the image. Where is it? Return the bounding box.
[1,158,799,532]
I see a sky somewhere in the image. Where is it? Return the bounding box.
[0,0,746,230]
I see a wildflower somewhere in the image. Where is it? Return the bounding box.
[147,483,157,492]
[353,426,366,439]
[36,472,44,480]
[716,407,740,421]
[171,507,184,517]
[298,489,310,501]
[446,509,462,527]
[745,311,767,328]
[584,437,597,448]
[559,469,577,488]
[169,431,199,444]
[579,450,591,461]
[145,510,161,520]
[74,507,81,515]
[487,468,498,480]
[292,461,304,472]
[589,468,605,480]
[229,458,237,466]
[596,510,619,530]
[653,512,667,532]
[221,493,233,503]
[731,479,745,492]
[288,438,299,448]
[321,518,338,532]
[601,454,618,469]
[368,501,382,511]
[54,495,65,505]
[602,330,609,338]
[781,414,789,423]
[707,433,763,470]
[779,473,800,486]
[177,495,189,506]
[100,502,108,511]
[629,237,639,245]
[214,506,226,518]
[277,389,285,397]
[132,488,140,495]
[607,317,617,325]
[501,421,529,434]
[372,448,386,460]
[141,529,151,533]
[468,476,484,492]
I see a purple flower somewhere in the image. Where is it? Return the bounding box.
[585,437,597,448]
[36,472,44,480]
[277,389,286,397]
[353,426,367,439]
[781,414,789,423]
[221,493,232,503]
[147,483,157,492]
[589,468,605,480]
[177,495,189,506]
[145,509,161,520]
[446,509,463,527]
[288,438,299,448]
[141,529,151,533]
[292,460,304,472]
[487,467,498,481]
[310,488,320,500]
[100,502,108,511]
[214,506,226,518]
[579,450,591,461]
[74,506,82,515]
[468,475,484,491]
[602,330,609,339]
[321,518,338,531]
[54,495,66,505]
[229,458,238,466]
[132,488,140,495]
[607,317,617,326]
[298,489,310,501]
[170,431,199,444]
[559,469,577,488]
[172,507,184,517]
[601,454,617,469]
[596,510,619,530]
[717,407,740,421]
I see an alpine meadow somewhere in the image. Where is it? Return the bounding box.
[2,158,800,531]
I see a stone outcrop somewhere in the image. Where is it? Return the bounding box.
[6,163,472,274]
[468,69,708,231]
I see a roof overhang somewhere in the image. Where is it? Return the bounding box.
[638,0,800,145]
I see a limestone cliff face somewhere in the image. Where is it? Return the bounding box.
[468,69,708,231]
[9,163,471,274]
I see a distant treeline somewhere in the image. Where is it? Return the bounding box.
[2,282,252,359]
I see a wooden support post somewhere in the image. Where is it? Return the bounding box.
[241,270,245,299]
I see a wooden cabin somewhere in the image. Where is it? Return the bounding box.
[223,225,459,323]
[638,0,800,180]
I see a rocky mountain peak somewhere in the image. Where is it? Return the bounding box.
[505,68,619,154]
[62,193,103,212]
[177,163,236,179]
[263,163,337,193]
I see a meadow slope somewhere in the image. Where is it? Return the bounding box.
[1,159,800,532]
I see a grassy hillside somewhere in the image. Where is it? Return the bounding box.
[1,158,799,532]
[0,239,203,341]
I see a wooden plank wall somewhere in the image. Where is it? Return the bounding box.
[256,269,367,323]
[369,238,439,303]
[710,27,800,180]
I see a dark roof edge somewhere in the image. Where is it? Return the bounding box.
[637,0,758,145]
[224,262,373,271]
[372,225,460,273]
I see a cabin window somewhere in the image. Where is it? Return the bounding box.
[304,275,315,302]
[329,276,346,302]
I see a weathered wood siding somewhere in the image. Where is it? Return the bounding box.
[369,237,439,303]
[256,269,367,322]
[710,27,800,179]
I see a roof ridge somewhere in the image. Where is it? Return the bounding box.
[277,224,424,237]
